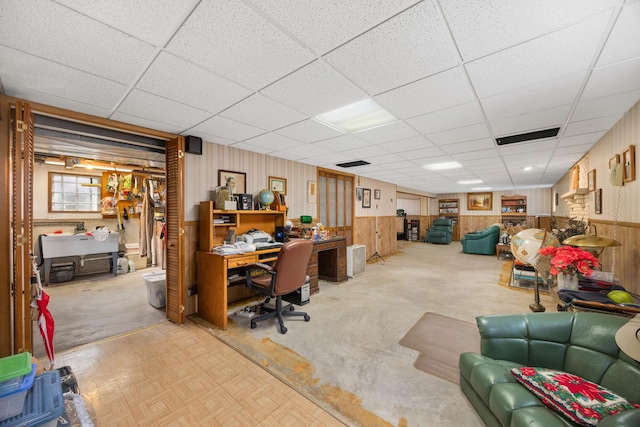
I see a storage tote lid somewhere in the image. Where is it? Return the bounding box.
[0,370,64,427]
[0,353,31,384]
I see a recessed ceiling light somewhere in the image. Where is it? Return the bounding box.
[471,187,492,191]
[315,99,396,133]
[523,166,533,171]
[422,162,461,171]
[458,180,482,184]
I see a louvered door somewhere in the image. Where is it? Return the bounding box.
[165,137,185,323]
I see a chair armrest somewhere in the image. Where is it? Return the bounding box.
[245,262,273,272]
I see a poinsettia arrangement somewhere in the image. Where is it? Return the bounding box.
[539,245,600,277]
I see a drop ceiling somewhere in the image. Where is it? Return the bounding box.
[1,0,639,194]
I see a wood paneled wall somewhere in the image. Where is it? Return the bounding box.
[354,216,398,259]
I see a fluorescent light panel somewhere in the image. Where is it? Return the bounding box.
[315,99,396,133]
[458,179,482,184]
[422,161,461,171]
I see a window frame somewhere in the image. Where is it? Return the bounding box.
[48,171,102,213]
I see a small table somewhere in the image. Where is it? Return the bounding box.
[496,244,511,260]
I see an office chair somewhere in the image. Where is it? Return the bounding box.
[244,239,313,334]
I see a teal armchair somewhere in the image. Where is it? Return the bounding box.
[426,218,453,244]
[460,224,500,255]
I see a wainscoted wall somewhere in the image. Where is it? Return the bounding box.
[553,100,640,296]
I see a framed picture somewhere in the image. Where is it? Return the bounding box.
[356,187,363,201]
[622,145,636,183]
[268,176,287,195]
[308,181,316,203]
[609,154,620,171]
[467,192,492,210]
[218,170,246,194]
[588,169,596,192]
[594,188,602,214]
[362,188,371,208]
[374,189,381,199]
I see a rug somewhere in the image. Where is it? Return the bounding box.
[399,312,480,384]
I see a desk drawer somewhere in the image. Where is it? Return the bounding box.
[227,255,257,269]
[308,251,318,265]
[306,263,318,278]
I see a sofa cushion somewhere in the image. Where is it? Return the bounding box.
[511,367,640,426]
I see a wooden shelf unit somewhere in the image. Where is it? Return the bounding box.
[199,201,285,251]
[501,195,527,226]
[438,198,460,241]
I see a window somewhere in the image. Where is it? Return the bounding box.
[49,172,101,212]
[318,168,353,241]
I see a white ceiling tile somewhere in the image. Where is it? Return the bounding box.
[311,135,370,152]
[554,143,594,156]
[228,141,273,155]
[597,1,640,67]
[481,73,585,121]
[572,89,640,121]
[452,148,500,162]
[188,116,266,142]
[563,115,621,137]
[250,0,419,55]
[136,52,253,114]
[399,146,447,160]
[240,133,303,152]
[582,56,640,100]
[54,0,199,46]
[375,68,475,119]
[274,119,342,143]
[220,94,307,131]
[376,136,433,153]
[166,0,315,90]
[440,0,619,60]
[110,111,184,134]
[556,132,606,148]
[406,102,484,135]
[0,46,126,109]
[325,2,457,94]
[490,105,571,137]
[465,12,610,98]
[200,134,236,147]
[3,83,111,118]
[366,154,408,165]
[354,121,419,144]
[499,139,557,156]
[272,144,331,161]
[0,0,155,83]
[117,89,212,130]
[441,138,496,155]
[428,123,492,145]
[340,145,390,160]
[261,60,366,116]
[304,152,353,166]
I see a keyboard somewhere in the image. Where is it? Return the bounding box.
[254,242,284,250]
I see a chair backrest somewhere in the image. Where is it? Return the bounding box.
[272,239,314,296]
[432,218,453,230]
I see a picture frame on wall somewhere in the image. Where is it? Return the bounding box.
[268,176,287,195]
[356,187,363,201]
[622,145,636,183]
[308,181,316,203]
[588,169,596,192]
[218,170,246,194]
[594,188,602,214]
[374,189,381,199]
[467,192,492,210]
[362,188,371,208]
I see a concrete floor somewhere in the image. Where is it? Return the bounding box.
[42,240,556,426]
[33,266,167,359]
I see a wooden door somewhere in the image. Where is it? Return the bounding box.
[317,168,354,245]
[11,100,35,354]
[165,137,185,323]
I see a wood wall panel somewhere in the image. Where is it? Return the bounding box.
[184,221,198,315]
[459,215,501,238]
[354,216,397,259]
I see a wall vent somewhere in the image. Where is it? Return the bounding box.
[336,160,370,168]
[496,127,560,146]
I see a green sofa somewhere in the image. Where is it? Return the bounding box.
[460,312,640,427]
[460,224,501,255]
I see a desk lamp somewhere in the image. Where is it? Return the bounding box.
[562,227,621,258]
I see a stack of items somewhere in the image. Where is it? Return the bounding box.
[0,352,64,426]
[510,260,548,291]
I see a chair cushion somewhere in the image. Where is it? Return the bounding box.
[511,367,640,426]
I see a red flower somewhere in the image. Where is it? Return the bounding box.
[553,373,606,402]
[538,245,599,277]
[543,382,558,392]
[520,367,537,376]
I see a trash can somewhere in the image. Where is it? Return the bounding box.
[142,271,166,308]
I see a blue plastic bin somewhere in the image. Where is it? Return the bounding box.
[0,371,64,427]
[0,354,32,397]
[0,365,36,422]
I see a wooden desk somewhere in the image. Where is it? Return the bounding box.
[308,237,348,294]
[496,243,511,260]
[196,237,348,329]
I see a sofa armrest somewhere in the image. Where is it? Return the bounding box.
[598,409,640,427]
